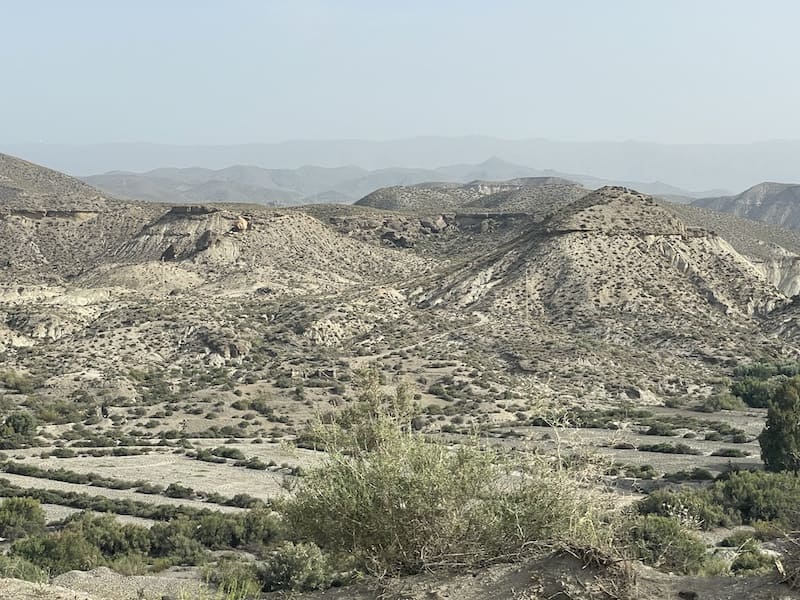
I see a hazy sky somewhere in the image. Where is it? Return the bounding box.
[4,0,799,145]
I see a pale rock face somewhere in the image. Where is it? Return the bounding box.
[233,216,249,232]
[751,245,800,297]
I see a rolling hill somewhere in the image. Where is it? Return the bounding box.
[693,182,800,231]
[82,157,706,206]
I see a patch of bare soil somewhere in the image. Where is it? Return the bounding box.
[264,551,800,600]
[0,578,99,600]
[53,566,207,600]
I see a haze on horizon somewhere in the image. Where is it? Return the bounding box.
[3,0,800,147]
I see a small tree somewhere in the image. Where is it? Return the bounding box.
[758,376,800,473]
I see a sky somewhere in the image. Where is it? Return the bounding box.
[3,0,800,145]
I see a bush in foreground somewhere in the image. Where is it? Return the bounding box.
[283,371,609,575]
[258,541,336,592]
[0,497,46,540]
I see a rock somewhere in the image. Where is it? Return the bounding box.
[195,230,220,251]
[420,215,448,233]
[232,216,249,232]
[381,230,415,248]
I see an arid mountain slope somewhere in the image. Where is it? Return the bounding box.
[404,188,790,396]
[85,205,434,296]
[0,153,166,283]
[420,187,784,320]
[4,154,800,407]
[0,152,110,212]
[693,182,800,230]
[356,177,587,213]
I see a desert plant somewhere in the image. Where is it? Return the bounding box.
[258,541,336,592]
[283,371,608,575]
[758,376,800,473]
[0,496,46,540]
[621,515,707,574]
[0,555,47,582]
[11,530,103,574]
[205,558,262,599]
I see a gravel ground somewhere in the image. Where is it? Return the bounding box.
[53,566,207,600]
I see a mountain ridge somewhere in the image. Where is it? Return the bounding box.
[81,157,704,206]
[9,136,800,190]
[693,182,800,231]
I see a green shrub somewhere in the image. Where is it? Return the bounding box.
[696,393,746,413]
[11,530,102,574]
[731,378,778,408]
[664,467,714,482]
[645,422,676,436]
[0,555,47,582]
[637,489,732,529]
[147,521,207,565]
[0,496,46,540]
[640,471,800,530]
[258,541,335,592]
[730,539,774,574]
[758,376,800,473]
[719,530,755,547]
[165,482,195,499]
[713,470,800,527]
[212,446,246,460]
[0,370,38,394]
[711,447,748,457]
[62,512,150,558]
[622,515,707,574]
[283,371,606,575]
[637,442,701,455]
[205,558,261,599]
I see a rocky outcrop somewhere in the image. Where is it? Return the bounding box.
[198,328,252,362]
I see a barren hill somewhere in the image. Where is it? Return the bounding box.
[0,152,109,211]
[693,182,800,231]
[356,177,587,213]
[84,205,434,296]
[0,153,165,283]
[406,187,790,396]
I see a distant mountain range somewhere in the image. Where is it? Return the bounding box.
[7,136,800,191]
[693,182,800,231]
[81,157,715,206]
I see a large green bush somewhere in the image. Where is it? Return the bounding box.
[621,515,707,574]
[284,371,607,575]
[758,376,800,473]
[258,541,336,592]
[0,496,46,540]
[639,471,800,530]
[636,488,732,529]
[12,530,102,574]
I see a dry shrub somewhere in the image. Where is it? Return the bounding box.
[782,534,800,589]
[283,370,611,575]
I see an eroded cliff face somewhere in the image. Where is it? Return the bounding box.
[415,187,789,323]
[749,244,800,298]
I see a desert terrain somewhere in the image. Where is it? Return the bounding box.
[1,152,799,599]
